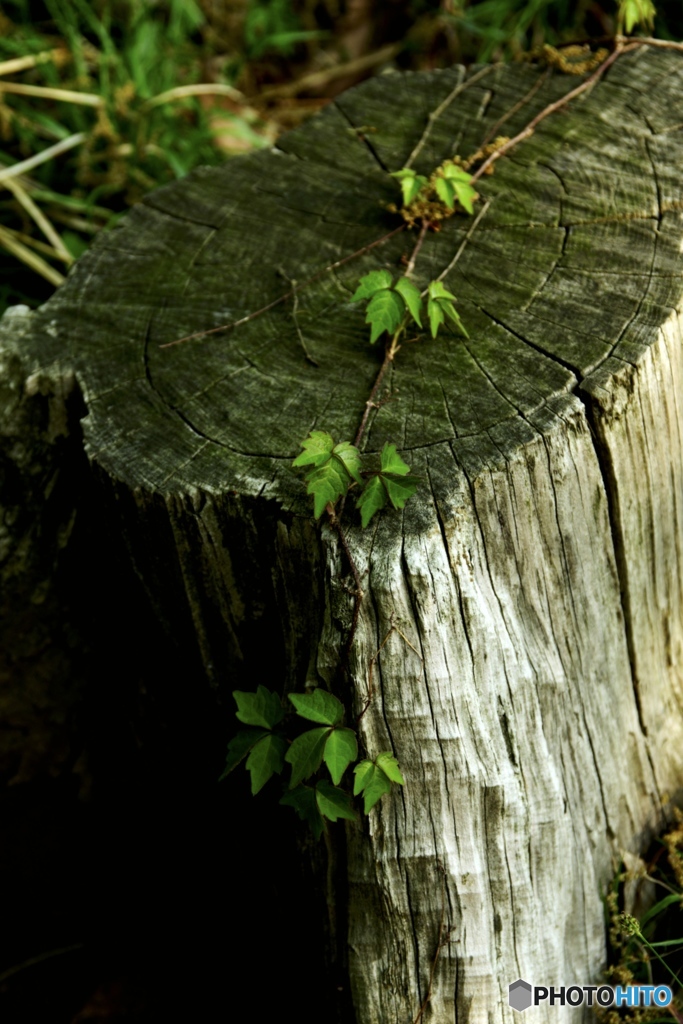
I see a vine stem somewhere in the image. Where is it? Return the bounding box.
[617,34,683,52]
[353,329,402,449]
[404,218,430,278]
[470,41,638,183]
[330,213,429,679]
[478,68,550,148]
[427,199,491,292]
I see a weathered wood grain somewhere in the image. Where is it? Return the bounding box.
[2,46,683,1022]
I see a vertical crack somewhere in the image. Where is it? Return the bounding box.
[576,389,648,737]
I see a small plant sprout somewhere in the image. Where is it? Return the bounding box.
[390,159,478,226]
[292,432,362,518]
[292,433,419,529]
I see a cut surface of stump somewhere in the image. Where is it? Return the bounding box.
[2,46,683,1022]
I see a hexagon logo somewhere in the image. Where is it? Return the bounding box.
[509,978,533,1012]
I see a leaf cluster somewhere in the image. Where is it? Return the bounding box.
[222,685,404,837]
[293,433,419,527]
[618,0,656,34]
[350,269,423,344]
[292,431,362,517]
[354,753,404,813]
[390,161,478,226]
[351,269,468,345]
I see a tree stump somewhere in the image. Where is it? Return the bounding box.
[2,45,683,1022]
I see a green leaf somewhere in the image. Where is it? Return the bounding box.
[376,752,405,785]
[220,727,269,779]
[442,164,474,183]
[350,269,393,303]
[378,444,420,512]
[453,180,477,215]
[285,727,331,787]
[620,0,656,33]
[292,430,335,468]
[390,168,428,206]
[246,733,287,794]
[442,165,477,214]
[365,288,405,344]
[380,443,411,476]
[233,686,284,729]
[394,277,423,328]
[332,441,363,485]
[428,281,458,302]
[305,459,352,518]
[381,473,420,511]
[289,689,344,726]
[357,474,387,528]
[428,297,445,338]
[639,893,683,929]
[426,283,468,339]
[293,433,359,517]
[353,761,392,813]
[280,786,325,839]
[441,300,469,338]
[435,176,456,210]
[353,759,375,794]
[323,727,358,785]
[316,780,357,822]
[357,446,420,527]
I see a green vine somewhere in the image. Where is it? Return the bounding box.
[221,157,475,831]
[217,17,669,837]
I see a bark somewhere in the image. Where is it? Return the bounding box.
[2,46,683,1022]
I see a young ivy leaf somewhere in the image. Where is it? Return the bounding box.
[437,164,477,215]
[323,727,358,785]
[332,441,363,485]
[427,280,469,339]
[353,752,404,813]
[356,443,420,528]
[219,727,269,780]
[289,689,344,726]
[394,277,423,328]
[380,443,412,476]
[280,785,325,840]
[245,733,287,795]
[304,461,351,518]
[293,432,362,518]
[350,269,393,303]
[375,751,405,786]
[390,168,428,206]
[291,429,335,468]
[353,760,392,814]
[315,780,357,823]
[286,727,331,788]
[233,685,284,729]
[351,271,424,344]
[365,288,405,344]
